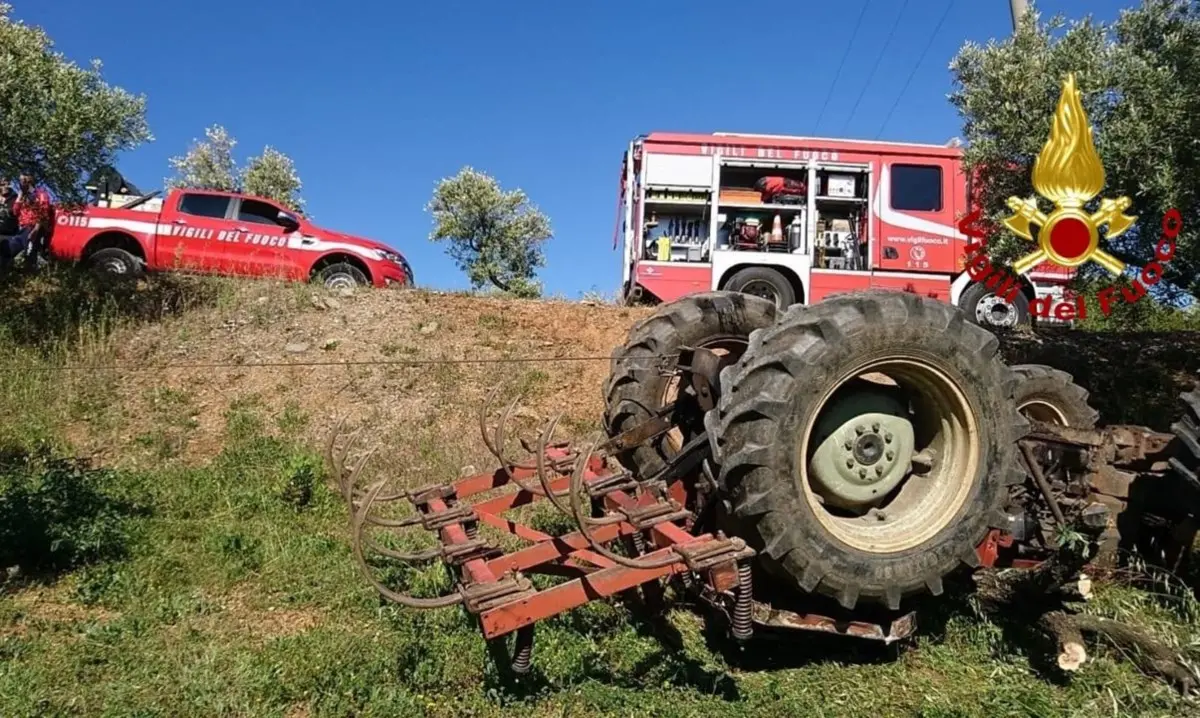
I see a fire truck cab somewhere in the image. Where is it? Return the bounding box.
[614,132,1070,328]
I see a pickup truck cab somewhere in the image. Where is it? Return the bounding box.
[51,187,413,290]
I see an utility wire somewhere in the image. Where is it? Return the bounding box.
[813,0,872,133]
[875,0,956,139]
[839,0,912,136]
[10,353,674,373]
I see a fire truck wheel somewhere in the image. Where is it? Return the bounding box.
[959,282,1030,330]
[723,267,797,310]
[87,247,143,279]
[603,291,778,479]
[1011,364,1099,428]
[315,262,369,291]
[713,290,1026,610]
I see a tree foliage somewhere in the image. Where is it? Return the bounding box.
[0,3,152,203]
[241,147,305,213]
[167,125,306,212]
[426,167,552,298]
[167,125,237,192]
[949,0,1200,297]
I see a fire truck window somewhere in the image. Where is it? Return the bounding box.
[890,164,943,212]
[238,199,283,225]
[178,193,232,219]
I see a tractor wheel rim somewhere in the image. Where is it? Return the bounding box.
[659,336,749,454]
[975,295,1016,327]
[1017,399,1069,426]
[798,358,980,553]
[740,280,782,308]
[1018,399,1070,466]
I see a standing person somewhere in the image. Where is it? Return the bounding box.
[13,172,54,271]
[0,179,22,270]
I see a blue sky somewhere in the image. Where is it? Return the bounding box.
[18,0,1134,298]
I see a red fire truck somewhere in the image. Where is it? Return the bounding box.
[614,132,1071,328]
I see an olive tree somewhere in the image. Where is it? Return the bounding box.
[167,125,237,192]
[241,147,305,213]
[949,0,1200,298]
[0,3,151,203]
[426,167,552,298]
[168,124,306,213]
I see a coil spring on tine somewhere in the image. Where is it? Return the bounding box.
[731,561,754,642]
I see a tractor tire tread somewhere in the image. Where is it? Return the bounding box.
[602,291,777,478]
[714,290,1025,611]
[1011,363,1101,428]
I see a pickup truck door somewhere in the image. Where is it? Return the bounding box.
[156,192,234,272]
[227,197,298,279]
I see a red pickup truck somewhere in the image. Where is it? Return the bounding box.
[51,187,413,290]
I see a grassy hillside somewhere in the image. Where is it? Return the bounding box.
[0,270,1197,718]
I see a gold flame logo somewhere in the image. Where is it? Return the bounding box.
[1004,73,1134,275]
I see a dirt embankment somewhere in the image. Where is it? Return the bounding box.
[69,286,655,482]
[58,284,1200,480]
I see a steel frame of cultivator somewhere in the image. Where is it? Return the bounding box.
[329,374,1199,675]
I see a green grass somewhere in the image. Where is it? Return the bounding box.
[0,270,1197,717]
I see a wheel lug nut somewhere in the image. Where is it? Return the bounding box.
[884,433,893,444]
[875,465,883,476]
[886,451,894,461]
[858,468,867,479]
[846,459,855,469]
[872,422,880,432]
[844,440,854,450]
[855,425,866,435]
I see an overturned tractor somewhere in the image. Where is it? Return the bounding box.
[331,290,1200,684]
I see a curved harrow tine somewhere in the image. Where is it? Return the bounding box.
[533,413,576,516]
[327,419,406,504]
[478,385,582,500]
[351,478,465,609]
[567,434,678,569]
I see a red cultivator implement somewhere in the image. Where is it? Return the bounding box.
[330,291,1200,676]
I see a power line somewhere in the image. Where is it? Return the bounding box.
[839,0,912,136]
[8,352,674,373]
[875,0,956,139]
[813,0,872,133]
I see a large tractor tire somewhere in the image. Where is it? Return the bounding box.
[1011,364,1100,428]
[713,290,1027,610]
[603,291,778,479]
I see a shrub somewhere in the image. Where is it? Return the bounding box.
[0,443,144,578]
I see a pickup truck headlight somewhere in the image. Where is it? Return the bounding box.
[377,249,413,285]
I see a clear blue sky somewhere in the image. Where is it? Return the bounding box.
[18,0,1133,298]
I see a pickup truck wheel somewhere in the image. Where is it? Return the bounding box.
[87,248,142,279]
[316,263,369,291]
